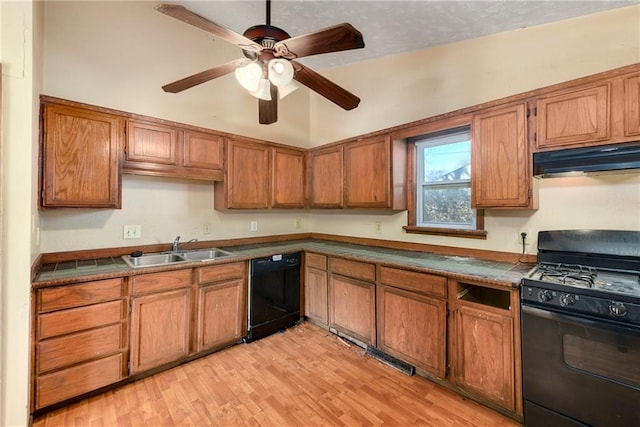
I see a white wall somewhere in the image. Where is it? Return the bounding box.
[1,0,42,425]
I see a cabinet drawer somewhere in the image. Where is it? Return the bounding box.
[131,269,192,295]
[198,262,245,284]
[379,267,447,298]
[38,300,124,339]
[35,353,124,409]
[37,278,123,313]
[329,258,375,282]
[306,253,327,270]
[37,323,124,374]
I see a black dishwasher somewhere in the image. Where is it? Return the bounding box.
[246,252,301,342]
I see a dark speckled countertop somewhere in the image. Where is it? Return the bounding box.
[33,239,532,289]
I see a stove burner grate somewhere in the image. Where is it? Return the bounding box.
[537,263,597,287]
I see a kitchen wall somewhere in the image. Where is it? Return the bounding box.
[1,1,43,425]
[40,2,640,255]
[306,4,640,254]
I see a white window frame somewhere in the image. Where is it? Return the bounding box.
[414,127,476,230]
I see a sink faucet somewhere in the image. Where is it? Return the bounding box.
[172,235,197,252]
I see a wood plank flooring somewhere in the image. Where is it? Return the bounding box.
[33,322,520,426]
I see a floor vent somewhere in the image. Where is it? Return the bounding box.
[365,346,415,376]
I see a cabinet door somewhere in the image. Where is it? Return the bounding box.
[535,83,611,149]
[623,74,640,137]
[309,145,344,208]
[272,147,306,208]
[126,119,178,165]
[344,136,390,208]
[377,285,446,378]
[305,266,328,326]
[42,103,123,208]
[183,130,224,170]
[472,103,531,208]
[196,279,245,352]
[452,304,514,411]
[222,138,271,209]
[130,288,191,374]
[329,274,375,345]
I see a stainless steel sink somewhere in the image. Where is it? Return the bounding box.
[177,248,233,261]
[122,253,189,268]
[122,248,234,268]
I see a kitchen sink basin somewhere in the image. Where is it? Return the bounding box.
[122,253,188,268]
[177,248,233,261]
[122,248,234,268]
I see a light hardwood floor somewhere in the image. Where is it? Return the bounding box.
[33,322,520,426]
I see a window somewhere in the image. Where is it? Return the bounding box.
[405,125,485,238]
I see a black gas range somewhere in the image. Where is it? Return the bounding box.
[520,230,640,427]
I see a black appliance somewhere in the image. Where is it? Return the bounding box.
[533,141,640,177]
[521,230,640,426]
[246,252,301,342]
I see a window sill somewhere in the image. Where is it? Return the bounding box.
[403,226,487,240]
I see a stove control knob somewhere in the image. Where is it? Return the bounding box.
[560,294,576,306]
[609,302,628,318]
[538,290,553,302]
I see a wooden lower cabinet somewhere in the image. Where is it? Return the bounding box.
[329,273,376,345]
[32,278,127,411]
[450,281,518,413]
[377,284,446,378]
[195,262,247,352]
[129,270,193,374]
[304,253,329,326]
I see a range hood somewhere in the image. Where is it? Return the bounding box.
[533,141,640,178]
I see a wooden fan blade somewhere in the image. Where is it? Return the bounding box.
[156,4,262,52]
[162,59,247,93]
[292,61,360,110]
[274,23,364,59]
[259,85,279,125]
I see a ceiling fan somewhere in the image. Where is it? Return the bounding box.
[156,1,365,125]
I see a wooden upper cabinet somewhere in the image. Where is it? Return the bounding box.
[535,83,611,149]
[344,135,406,209]
[623,73,640,137]
[41,102,123,208]
[124,120,224,181]
[126,120,178,165]
[533,70,640,151]
[471,103,533,209]
[216,137,271,209]
[271,146,306,208]
[183,130,224,170]
[308,145,344,208]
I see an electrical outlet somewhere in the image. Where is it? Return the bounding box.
[518,229,530,245]
[295,218,302,230]
[250,221,258,232]
[123,225,141,239]
[374,222,382,234]
[203,223,211,234]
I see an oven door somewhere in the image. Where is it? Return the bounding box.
[522,304,640,427]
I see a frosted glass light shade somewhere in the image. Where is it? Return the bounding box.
[278,80,299,99]
[250,78,272,101]
[235,62,262,92]
[268,58,294,87]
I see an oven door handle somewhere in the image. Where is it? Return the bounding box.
[522,304,640,334]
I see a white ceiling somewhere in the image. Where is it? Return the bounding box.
[169,0,638,69]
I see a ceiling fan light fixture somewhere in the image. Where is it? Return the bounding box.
[267,58,294,87]
[278,80,299,99]
[250,77,272,101]
[234,61,262,92]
